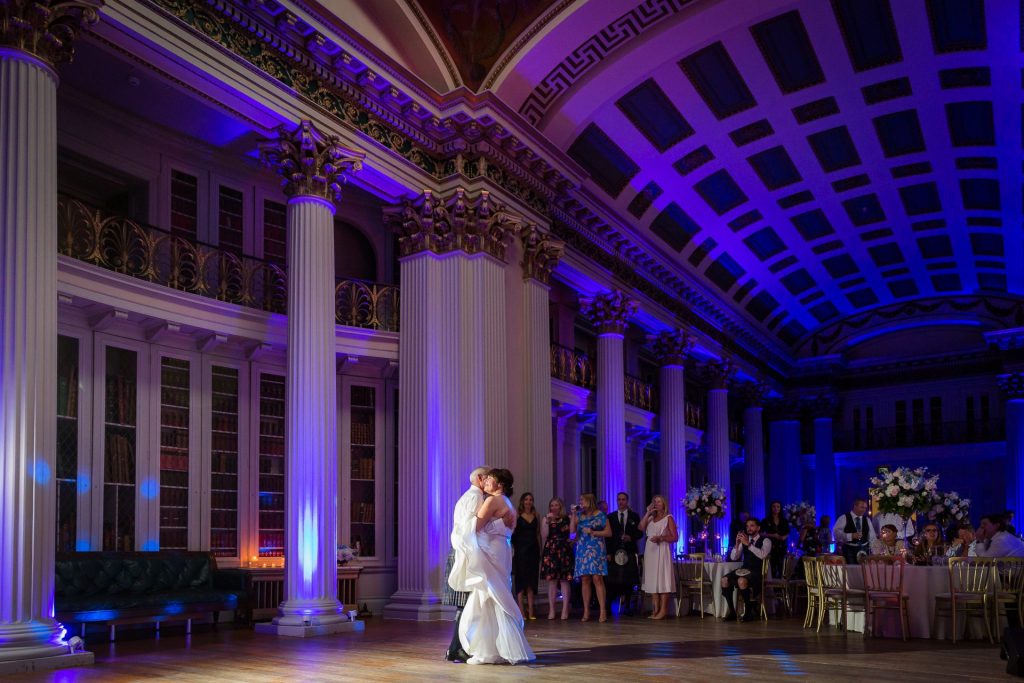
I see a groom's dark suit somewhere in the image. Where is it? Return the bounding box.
[606,508,641,611]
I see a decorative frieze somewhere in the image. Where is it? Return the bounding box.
[999,373,1024,401]
[580,290,636,335]
[519,224,563,284]
[0,0,100,69]
[701,359,736,390]
[259,120,363,204]
[648,329,694,367]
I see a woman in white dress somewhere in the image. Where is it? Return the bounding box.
[638,494,678,620]
[458,468,536,665]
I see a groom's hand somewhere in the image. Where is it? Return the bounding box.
[502,510,515,528]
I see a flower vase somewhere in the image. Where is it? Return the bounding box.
[701,520,711,556]
[900,516,912,556]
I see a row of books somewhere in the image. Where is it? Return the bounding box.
[260,380,285,400]
[210,490,237,510]
[259,475,285,493]
[57,365,79,418]
[350,419,374,444]
[160,406,189,428]
[104,434,135,483]
[210,529,238,556]
[351,456,375,479]
[160,429,190,448]
[159,488,188,509]
[260,418,285,436]
[105,376,137,424]
[159,505,188,526]
[160,453,189,472]
[210,509,237,529]
[211,411,238,429]
[160,386,189,406]
[352,501,375,523]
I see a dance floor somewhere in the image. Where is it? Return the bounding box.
[7,614,1017,682]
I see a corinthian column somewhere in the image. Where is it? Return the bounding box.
[518,225,563,508]
[650,330,694,555]
[740,383,769,521]
[703,360,735,555]
[581,291,636,505]
[0,1,100,673]
[808,394,838,523]
[999,374,1024,517]
[257,121,363,636]
[767,399,803,505]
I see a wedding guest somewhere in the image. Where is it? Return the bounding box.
[799,523,821,556]
[1005,510,1017,536]
[874,511,914,541]
[911,523,945,564]
[946,523,977,558]
[598,500,609,515]
[639,494,677,620]
[606,492,641,615]
[571,493,611,622]
[833,498,875,564]
[761,501,789,577]
[511,492,541,620]
[540,497,573,620]
[721,517,770,622]
[816,516,834,553]
[870,524,902,556]
[975,513,1024,557]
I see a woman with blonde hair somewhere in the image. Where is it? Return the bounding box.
[639,494,678,620]
[571,493,611,622]
[541,496,573,620]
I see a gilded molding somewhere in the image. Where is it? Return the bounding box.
[0,0,101,69]
[998,373,1024,401]
[386,188,519,261]
[702,359,736,390]
[519,224,563,285]
[648,329,694,367]
[259,120,363,203]
[580,290,636,335]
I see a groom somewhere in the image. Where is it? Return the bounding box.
[444,466,514,663]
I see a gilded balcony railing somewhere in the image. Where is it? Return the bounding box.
[550,343,595,388]
[624,374,656,412]
[685,401,705,430]
[57,195,399,332]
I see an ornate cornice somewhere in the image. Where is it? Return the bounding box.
[385,188,519,261]
[259,120,363,203]
[998,373,1024,401]
[702,359,736,390]
[580,290,636,335]
[519,224,563,284]
[648,329,694,367]
[0,0,101,69]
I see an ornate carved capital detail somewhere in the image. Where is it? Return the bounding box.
[579,290,636,335]
[765,397,801,422]
[738,382,771,408]
[701,359,737,390]
[385,188,519,261]
[998,373,1024,400]
[648,329,694,367]
[0,0,101,69]
[802,393,839,419]
[259,120,363,204]
[519,223,563,284]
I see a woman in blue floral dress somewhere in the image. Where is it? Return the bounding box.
[571,493,611,622]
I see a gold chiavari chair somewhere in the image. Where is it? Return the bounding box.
[993,557,1024,641]
[933,556,994,644]
[675,555,710,618]
[817,554,866,633]
[762,553,798,617]
[861,555,910,640]
[801,556,823,629]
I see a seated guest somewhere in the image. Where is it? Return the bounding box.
[946,523,977,558]
[833,498,875,564]
[761,501,789,578]
[874,511,914,541]
[911,523,945,564]
[975,513,1024,557]
[870,524,902,556]
[720,517,771,622]
[1006,510,1017,536]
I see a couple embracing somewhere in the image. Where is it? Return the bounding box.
[445,466,535,665]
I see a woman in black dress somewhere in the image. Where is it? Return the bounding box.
[511,492,541,620]
[761,500,790,578]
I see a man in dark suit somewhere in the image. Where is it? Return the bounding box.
[606,491,641,615]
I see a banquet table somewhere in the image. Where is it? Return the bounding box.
[676,560,741,618]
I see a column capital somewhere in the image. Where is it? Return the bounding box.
[999,373,1024,400]
[738,381,771,408]
[648,329,695,366]
[519,223,563,284]
[701,359,736,390]
[580,290,636,335]
[386,188,519,261]
[802,393,839,419]
[0,0,101,70]
[765,397,802,422]
[259,120,363,205]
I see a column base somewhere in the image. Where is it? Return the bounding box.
[382,591,453,621]
[254,618,363,638]
[0,651,94,676]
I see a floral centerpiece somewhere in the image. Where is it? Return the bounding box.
[926,490,971,529]
[869,466,939,547]
[783,501,817,530]
[337,544,356,564]
[683,483,727,554]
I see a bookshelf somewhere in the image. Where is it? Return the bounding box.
[210,365,240,557]
[257,373,285,558]
[103,346,137,552]
[56,335,79,553]
[349,384,376,558]
[159,357,190,550]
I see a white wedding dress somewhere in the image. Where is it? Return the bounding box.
[458,511,536,665]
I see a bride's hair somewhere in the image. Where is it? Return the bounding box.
[486,468,514,498]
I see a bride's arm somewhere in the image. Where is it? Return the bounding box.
[476,496,501,532]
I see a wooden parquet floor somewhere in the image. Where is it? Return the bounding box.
[7,613,1018,682]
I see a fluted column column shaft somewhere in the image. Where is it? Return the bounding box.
[474,256,508,468]
[522,279,552,505]
[743,407,765,520]
[814,417,836,522]
[558,416,581,506]
[707,388,730,555]
[659,364,687,554]
[769,420,802,505]
[1006,400,1024,517]
[596,333,627,504]
[0,51,68,662]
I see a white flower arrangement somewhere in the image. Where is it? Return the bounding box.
[868,466,939,520]
[337,544,356,564]
[683,483,727,525]
[927,490,971,528]
[783,501,817,529]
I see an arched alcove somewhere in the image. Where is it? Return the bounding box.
[334,220,377,282]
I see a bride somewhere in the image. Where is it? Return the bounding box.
[457,468,536,665]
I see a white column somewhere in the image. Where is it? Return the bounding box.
[706,386,730,556]
[475,255,508,469]
[814,415,836,523]
[628,437,646,506]
[651,330,692,556]
[999,375,1024,517]
[558,414,581,506]
[520,265,557,506]
[768,415,802,505]
[741,388,766,520]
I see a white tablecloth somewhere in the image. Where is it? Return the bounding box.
[677,561,742,617]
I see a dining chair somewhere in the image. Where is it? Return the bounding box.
[675,557,710,618]
[861,554,909,640]
[762,553,798,617]
[993,557,1024,641]
[933,556,994,644]
[817,554,866,633]
[801,556,822,629]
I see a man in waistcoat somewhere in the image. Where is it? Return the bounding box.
[720,517,771,622]
[606,492,641,615]
[832,498,874,564]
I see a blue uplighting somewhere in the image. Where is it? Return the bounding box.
[75,539,91,551]
[77,472,90,493]
[33,460,51,485]
[140,477,159,499]
[142,539,159,551]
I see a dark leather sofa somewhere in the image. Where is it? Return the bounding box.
[55,551,241,640]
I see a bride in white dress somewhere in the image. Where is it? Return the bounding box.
[457,468,536,665]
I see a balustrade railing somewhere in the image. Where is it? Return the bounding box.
[549,343,595,388]
[624,374,656,412]
[833,418,1005,451]
[57,195,399,332]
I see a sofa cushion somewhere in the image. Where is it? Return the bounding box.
[58,589,240,616]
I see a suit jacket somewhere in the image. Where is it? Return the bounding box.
[607,509,641,556]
